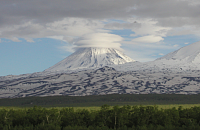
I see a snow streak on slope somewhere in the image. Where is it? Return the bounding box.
[45,48,135,72]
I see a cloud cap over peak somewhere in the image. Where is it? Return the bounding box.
[74,33,123,50]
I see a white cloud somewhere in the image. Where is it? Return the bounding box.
[24,38,34,42]
[173,44,179,47]
[128,18,171,37]
[131,35,164,43]
[10,37,21,42]
[47,36,64,41]
[58,44,76,53]
[0,18,105,44]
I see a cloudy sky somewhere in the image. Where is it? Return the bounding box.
[1,0,200,76]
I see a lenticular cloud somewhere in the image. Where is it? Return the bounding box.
[74,33,123,51]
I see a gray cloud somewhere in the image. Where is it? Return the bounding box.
[1,0,200,34]
[1,0,200,55]
[131,0,200,18]
[1,0,198,26]
[0,0,135,27]
[104,22,141,30]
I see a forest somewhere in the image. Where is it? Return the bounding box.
[0,105,200,130]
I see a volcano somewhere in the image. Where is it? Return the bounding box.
[45,47,135,72]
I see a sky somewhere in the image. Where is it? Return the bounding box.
[1,0,200,76]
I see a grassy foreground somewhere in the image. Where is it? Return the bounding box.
[1,104,200,111]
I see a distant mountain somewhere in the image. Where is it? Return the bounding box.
[45,48,135,72]
[114,41,200,71]
[157,41,200,63]
[153,41,200,70]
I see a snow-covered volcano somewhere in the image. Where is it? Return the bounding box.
[45,48,135,72]
[157,41,200,63]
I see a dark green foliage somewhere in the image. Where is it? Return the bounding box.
[0,94,200,107]
[0,105,200,129]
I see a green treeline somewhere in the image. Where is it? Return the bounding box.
[0,105,200,130]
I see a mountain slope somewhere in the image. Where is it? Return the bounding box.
[45,48,135,72]
[1,66,200,98]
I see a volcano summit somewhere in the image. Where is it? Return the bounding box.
[45,47,135,72]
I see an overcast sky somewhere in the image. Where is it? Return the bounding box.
[1,0,200,76]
